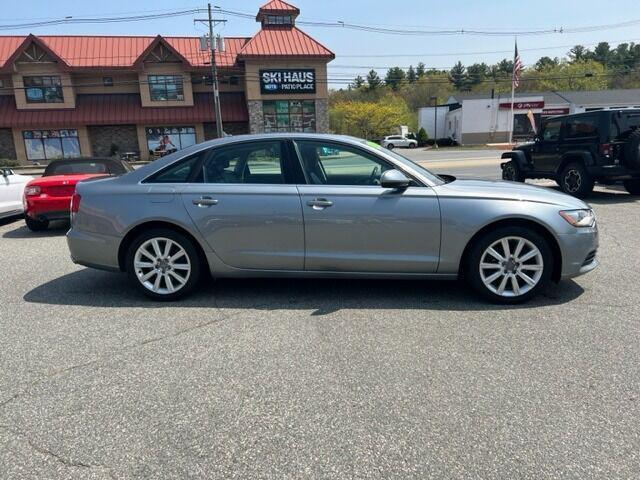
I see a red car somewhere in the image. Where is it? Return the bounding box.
[23,157,133,231]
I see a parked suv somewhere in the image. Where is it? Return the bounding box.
[382,135,417,150]
[501,110,640,197]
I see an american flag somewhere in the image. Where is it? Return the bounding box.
[513,41,523,89]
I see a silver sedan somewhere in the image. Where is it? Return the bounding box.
[67,134,598,303]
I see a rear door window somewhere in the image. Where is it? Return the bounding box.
[565,116,599,139]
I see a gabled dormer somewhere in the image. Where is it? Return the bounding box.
[256,0,300,27]
[7,35,75,110]
[135,36,193,107]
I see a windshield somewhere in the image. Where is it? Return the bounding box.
[362,139,445,185]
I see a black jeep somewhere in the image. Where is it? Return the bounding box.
[501,109,640,197]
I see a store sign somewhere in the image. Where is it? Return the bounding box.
[499,101,545,110]
[541,107,570,116]
[260,69,316,94]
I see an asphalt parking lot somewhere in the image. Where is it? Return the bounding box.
[1,153,639,479]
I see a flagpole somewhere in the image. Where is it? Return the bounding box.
[509,37,516,145]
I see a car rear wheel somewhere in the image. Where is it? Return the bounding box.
[386,143,395,150]
[502,160,525,182]
[559,162,594,198]
[126,229,201,301]
[623,179,640,195]
[467,226,553,304]
[25,216,49,232]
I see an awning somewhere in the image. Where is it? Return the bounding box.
[0,92,248,128]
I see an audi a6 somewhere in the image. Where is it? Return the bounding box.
[67,134,598,303]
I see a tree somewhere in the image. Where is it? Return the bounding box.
[329,95,416,139]
[416,62,426,78]
[385,67,406,90]
[591,42,611,66]
[407,65,417,84]
[351,75,365,89]
[534,56,559,71]
[366,69,382,90]
[522,59,607,91]
[569,45,587,62]
[449,61,468,90]
[466,62,489,88]
[416,127,429,146]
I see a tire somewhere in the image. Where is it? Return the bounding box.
[502,160,525,182]
[409,143,416,149]
[25,216,49,232]
[623,179,640,195]
[125,228,201,301]
[624,130,640,170]
[559,162,594,198]
[466,226,553,304]
[386,143,395,150]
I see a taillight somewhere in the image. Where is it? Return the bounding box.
[24,185,41,196]
[71,193,81,213]
[599,143,612,156]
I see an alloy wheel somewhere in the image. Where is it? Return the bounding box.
[479,236,544,297]
[133,237,191,295]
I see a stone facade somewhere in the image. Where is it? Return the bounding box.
[0,128,16,160]
[204,122,250,140]
[88,125,138,157]
[247,99,329,134]
[315,98,329,133]
[248,100,264,134]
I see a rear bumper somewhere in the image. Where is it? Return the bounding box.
[25,196,71,222]
[67,228,121,272]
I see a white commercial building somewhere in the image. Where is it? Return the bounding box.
[418,89,640,144]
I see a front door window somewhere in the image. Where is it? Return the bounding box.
[296,140,393,185]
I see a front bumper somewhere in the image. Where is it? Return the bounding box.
[558,226,599,279]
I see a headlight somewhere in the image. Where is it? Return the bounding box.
[559,209,596,227]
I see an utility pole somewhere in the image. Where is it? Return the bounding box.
[195,4,226,138]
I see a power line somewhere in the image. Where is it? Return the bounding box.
[337,37,640,58]
[216,8,640,37]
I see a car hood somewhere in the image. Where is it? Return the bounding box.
[435,178,589,209]
[27,173,108,187]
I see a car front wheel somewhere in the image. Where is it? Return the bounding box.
[467,226,553,303]
[126,229,201,301]
[502,160,525,182]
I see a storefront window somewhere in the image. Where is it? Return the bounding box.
[23,129,80,162]
[24,76,63,103]
[263,100,315,133]
[148,75,184,101]
[146,126,196,157]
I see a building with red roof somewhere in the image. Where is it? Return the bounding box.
[0,0,334,163]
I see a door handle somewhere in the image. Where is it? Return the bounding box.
[306,198,333,210]
[192,196,218,207]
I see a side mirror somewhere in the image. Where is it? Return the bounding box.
[1,168,11,178]
[534,135,541,143]
[380,169,410,190]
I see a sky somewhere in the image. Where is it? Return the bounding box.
[4,0,640,89]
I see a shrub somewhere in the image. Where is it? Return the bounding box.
[0,158,19,167]
[416,127,429,147]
